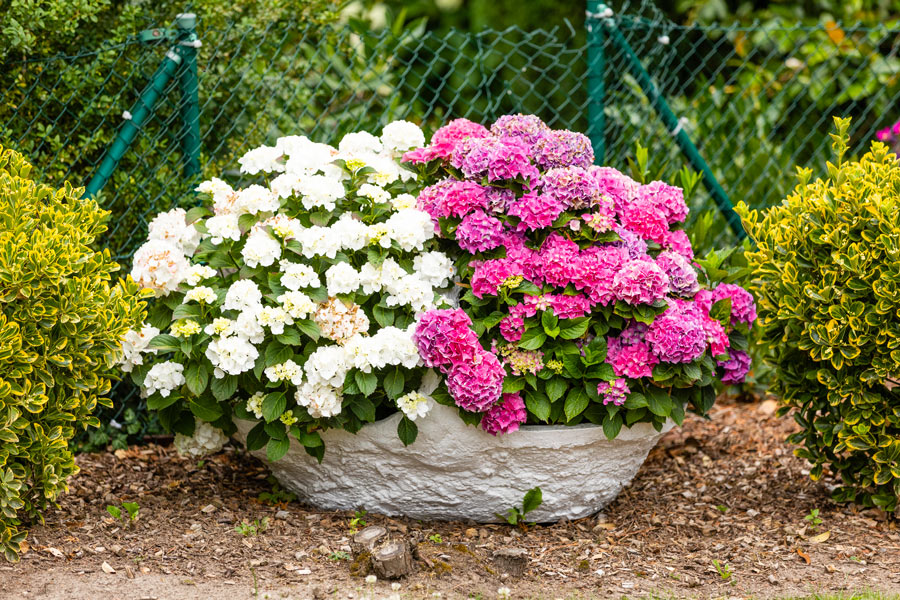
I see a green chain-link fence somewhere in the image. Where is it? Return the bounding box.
[4,2,900,255]
[3,0,900,443]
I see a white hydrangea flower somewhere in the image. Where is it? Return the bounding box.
[131,239,189,296]
[234,309,265,344]
[325,262,360,296]
[386,274,434,312]
[264,359,303,385]
[391,193,417,211]
[331,213,369,251]
[297,175,345,211]
[378,258,408,290]
[338,131,383,155]
[374,326,421,369]
[196,177,234,203]
[147,207,201,255]
[304,345,350,387]
[279,260,321,290]
[238,145,284,175]
[204,317,234,337]
[265,214,304,239]
[397,391,431,421]
[246,391,265,419]
[236,184,280,215]
[185,264,217,286]
[298,225,342,259]
[413,251,455,288]
[358,263,383,294]
[381,120,425,153]
[269,172,303,199]
[295,382,343,418]
[257,305,293,335]
[343,334,381,373]
[205,335,259,377]
[278,291,316,320]
[143,361,185,397]
[358,183,391,204]
[313,297,369,345]
[184,285,217,304]
[224,280,263,313]
[277,135,337,174]
[363,155,401,186]
[171,319,201,338]
[385,209,434,252]
[118,324,160,373]
[241,227,282,268]
[173,419,228,458]
[366,223,392,248]
[205,213,241,245]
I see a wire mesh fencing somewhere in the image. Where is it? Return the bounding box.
[4,2,900,441]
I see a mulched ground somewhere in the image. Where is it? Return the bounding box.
[5,399,900,600]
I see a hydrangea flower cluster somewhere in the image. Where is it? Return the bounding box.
[126,121,452,459]
[407,114,756,438]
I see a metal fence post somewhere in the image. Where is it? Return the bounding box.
[586,0,607,164]
[84,48,183,198]
[598,13,746,238]
[176,13,201,179]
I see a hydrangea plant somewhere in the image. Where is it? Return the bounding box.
[406,114,756,437]
[123,121,455,460]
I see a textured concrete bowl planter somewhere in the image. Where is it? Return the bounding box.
[234,403,673,523]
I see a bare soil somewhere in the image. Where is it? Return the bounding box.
[4,400,900,599]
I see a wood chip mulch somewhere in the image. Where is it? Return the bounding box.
[5,399,900,599]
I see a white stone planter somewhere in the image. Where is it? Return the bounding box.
[234,402,673,523]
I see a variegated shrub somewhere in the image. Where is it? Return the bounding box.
[0,145,147,561]
[737,117,900,512]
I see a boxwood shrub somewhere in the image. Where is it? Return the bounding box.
[737,117,900,511]
[0,145,147,561]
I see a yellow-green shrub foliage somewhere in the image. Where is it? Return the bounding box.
[737,117,900,512]
[0,145,146,561]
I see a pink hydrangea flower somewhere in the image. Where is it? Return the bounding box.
[450,137,495,179]
[487,137,540,183]
[598,378,630,406]
[619,197,668,244]
[712,283,757,326]
[431,117,491,147]
[508,192,565,232]
[539,166,602,209]
[614,226,648,258]
[573,245,628,306]
[703,313,730,357]
[612,259,669,305]
[481,392,528,435]
[490,114,550,145]
[471,259,525,298]
[533,129,594,169]
[417,179,490,221]
[456,210,505,253]
[606,337,658,379]
[446,350,506,412]
[414,308,480,369]
[718,350,751,384]
[589,166,639,214]
[693,288,713,314]
[645,300,707,364]
[549,294,592,319]
[401,143,456,164]
[639,180,689,225]
[661,229,694,259]
[499,315,525,342]
[539,233,581,288]
[656,251,699,297]
[486,187,516,213]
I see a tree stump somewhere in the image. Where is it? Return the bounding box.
[351,526,387,555]
[372,541,414,579]
[493,547,528,577]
